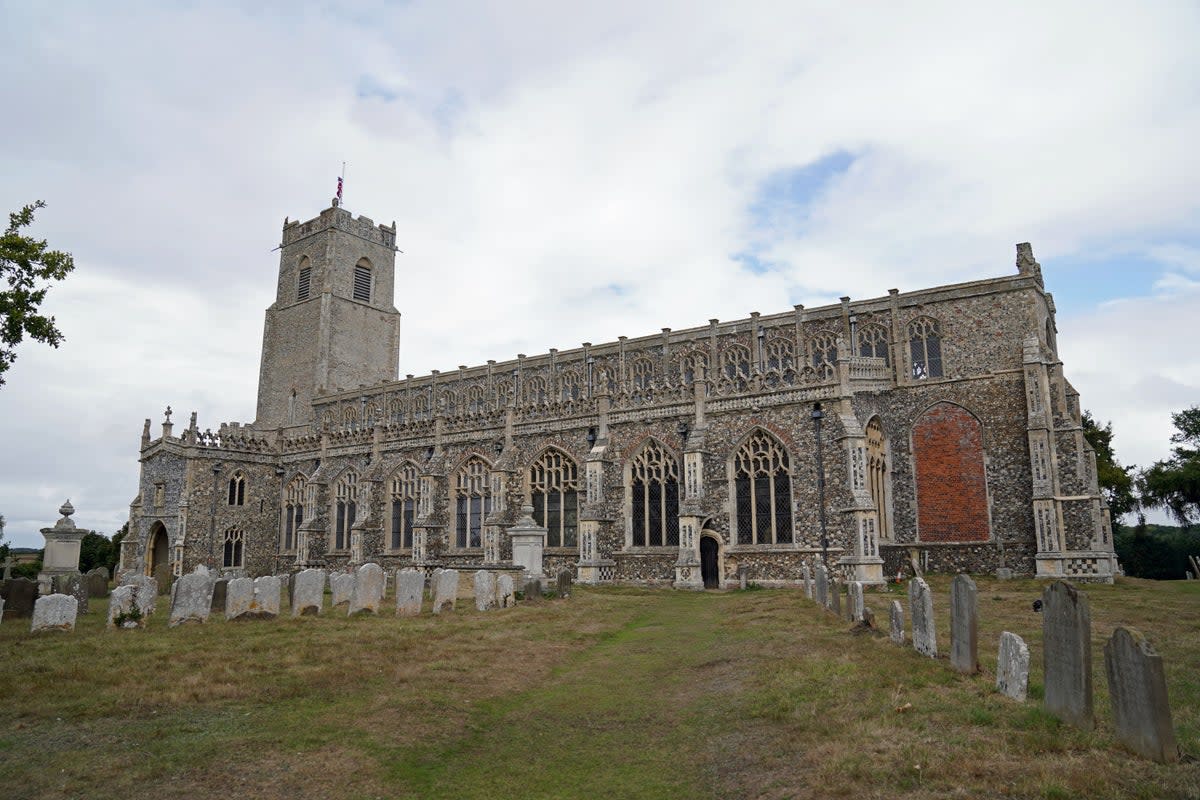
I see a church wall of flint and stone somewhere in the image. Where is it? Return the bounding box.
[119,205,1119,588]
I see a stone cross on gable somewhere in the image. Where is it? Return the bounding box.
[164,405,173,424]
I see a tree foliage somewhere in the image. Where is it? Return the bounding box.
[1139,406,1200,526]
[1081,410,1137,521]
[0,201,75,387]
[1115,517,1200,580]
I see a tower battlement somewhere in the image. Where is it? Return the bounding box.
[282,206,398,250]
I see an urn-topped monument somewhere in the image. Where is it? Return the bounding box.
[38,500,88,594]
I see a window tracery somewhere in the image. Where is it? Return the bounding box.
[227,472,245,506]
[223,526,244,568]
[858,323,889,364]
[333,470,358,550]
[389,462,419,550]
[733,431,793,545]
[530,449,579,548]
[628,441,680,547]
[908,317,944,379]
[811,332,838,369]
[865,417,890,541]
[282,475,305,551]
[454,457,492,548]
[631,358,654,391]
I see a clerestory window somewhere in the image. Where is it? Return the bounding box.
[908,317,944,379]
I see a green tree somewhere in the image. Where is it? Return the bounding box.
[1139,406,1200,526]
[1,201,75,387]
[109,523,128,574]
[79,531,115,573]
[1081,410,1137,521]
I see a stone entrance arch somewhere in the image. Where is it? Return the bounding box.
[700,531,722,589]
[146,522,169,577]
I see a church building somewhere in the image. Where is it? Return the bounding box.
[118,203,1119,587]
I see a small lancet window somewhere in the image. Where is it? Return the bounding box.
[297,265,311,301]
[223,526,244,568]
[334,471,358,550]
[908,317,944,379]
[282,475,306,551]
[353,260,372,302]
[228,472,245,506]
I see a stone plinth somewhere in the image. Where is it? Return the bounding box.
[37,501,88,594]
[508,507,547,578]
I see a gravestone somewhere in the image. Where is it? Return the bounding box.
[153,563,172,595]
[1104,627,1178,762]
[949,574,979,674]
[225,578,254,620]
[1042,580,1093,729]
[848,582,864,622]
[292,568,325,616]
[996,631,1030,701]
[330,573,355,607]
[474,570,498,611]
[0,596,4,624]
[31,594,78,632]
[523,576,543,602]
[831,582,842,616]
[908,577,937,658]
[801,563,813,599]
[54,573,88,615]
[128,575,158,617]
[86,567,110,598]
[168,568,215,627]
[432,569,459,614]
[211,578,229,612]
[395,569,424,616]
[287,572,296,609]
[497,574,515,608]
[814,564,829,608]
[889,600,905,644]
[556,568,573,598]
[107,585,146,628]
[253,576,282,618]
[349,563,385,615]
[1,577,37,619]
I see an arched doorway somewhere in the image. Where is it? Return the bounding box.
[147,522,169,577]
[700,535,720,589]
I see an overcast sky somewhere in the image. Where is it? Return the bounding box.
[1,2,1197,548]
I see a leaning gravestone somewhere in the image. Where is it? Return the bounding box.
[107,585,145,628]
[497,574,515,608]
[523,576,543,602]
[889,600,905,644]
[801,563,813,599]
[349,563,385,615]
[556,568,573,598]
[54,573,88,615]
[86,567,110,598]
[211,578,229,612]
[814,564,830,609]
[949,574,979,674]
[996,631,1030,701]
[225,578,255,620]
[1104,626,1178,763]
[292,568,325,616]
[168,568,215,627]
[330,573,355,607]
[474,570,498,611]
[432,569,459,614]
[395,569,424,616]
[31,594,78,632]
[848,582,864,622]
[1043,580,1093,729]
[2,577,38,619]
[908,577,937,658]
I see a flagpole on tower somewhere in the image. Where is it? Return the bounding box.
[341,161,347,207]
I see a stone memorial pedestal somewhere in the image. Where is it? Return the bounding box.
[37,501,88,595]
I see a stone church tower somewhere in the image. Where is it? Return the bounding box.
[254,205,402,429]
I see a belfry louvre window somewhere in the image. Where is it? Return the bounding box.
[297,265,311,301]
[455,457,492,548]
[733,431,793,545]
[334,471,358,550]
[530,449,579,548]
[908,317,943,379]
[282,475,305,551]
[223,526,244,568]
[390,463,419,550]
[228,473,245,506]
[353,261,372,302]
[629,441,680,547]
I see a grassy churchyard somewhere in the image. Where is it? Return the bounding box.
[0,576,1196,800]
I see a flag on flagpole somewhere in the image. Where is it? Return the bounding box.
[336,176,344,201]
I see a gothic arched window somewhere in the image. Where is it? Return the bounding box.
[866,417,890,541]
[722,344,751,380]
[466,385,486,415]
[530,449,579,548]
[629,441,680,547]
[223,526,244,568]
[560,370,581,402]
[733,431,793,545]
[631,358,654,391]
[389,462,420,550]
[413,394,429,421]
[858,324,889,364]
[765,337,794,371]
[440,389,457,416]
[811,332,838,369]
[525,376,547,406]
[333,470,358,550]
[227,472,245,506]
[455,457,492,548]
[908,317,944,379]
[496,379,515,409]
[282,475,306,551]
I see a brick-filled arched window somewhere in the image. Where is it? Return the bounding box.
[530,449,579,548]
[733,431,793,545]
[912,403,988,542]
[334,471,358,550]
[227,472,245,506]
[628,440,680,547]
[908,317,943,379]
[223,526,244,568]
[282,475,306,551]
[389,462,419,550]
[455,457,492,548]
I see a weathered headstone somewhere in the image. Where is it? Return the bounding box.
[1,577,38,619]
[949,574,979,674]
[31,594,78,632]
[801,563,813,599]
[814,564,829,608]
[54,573,88,615]
[474,570,498,611]
[889,600,905,644]
[432,569,459,614]
[225,577,254,620]
[908,577,937,658]
[287,572,297,609]
[1104,627,1178,762]
[168,568,215,627]
[996,631,1030,701]
[211,578,229,612]
[523,576,543,602]
[848,582,864,622]
[128,575,158,617]
[395,569,424,616]
[253,575,282,618]
[330,572,355,607]
[86,567,110,598]
[0,596,4,624]
[497,574,515,608]
[1042,580,1093,729]
[556,568,573,598]
[831,582,842,616]
[349,563,385,615]
[292,568,325,616]
[107,585,146,628]
[738,566,747,591]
